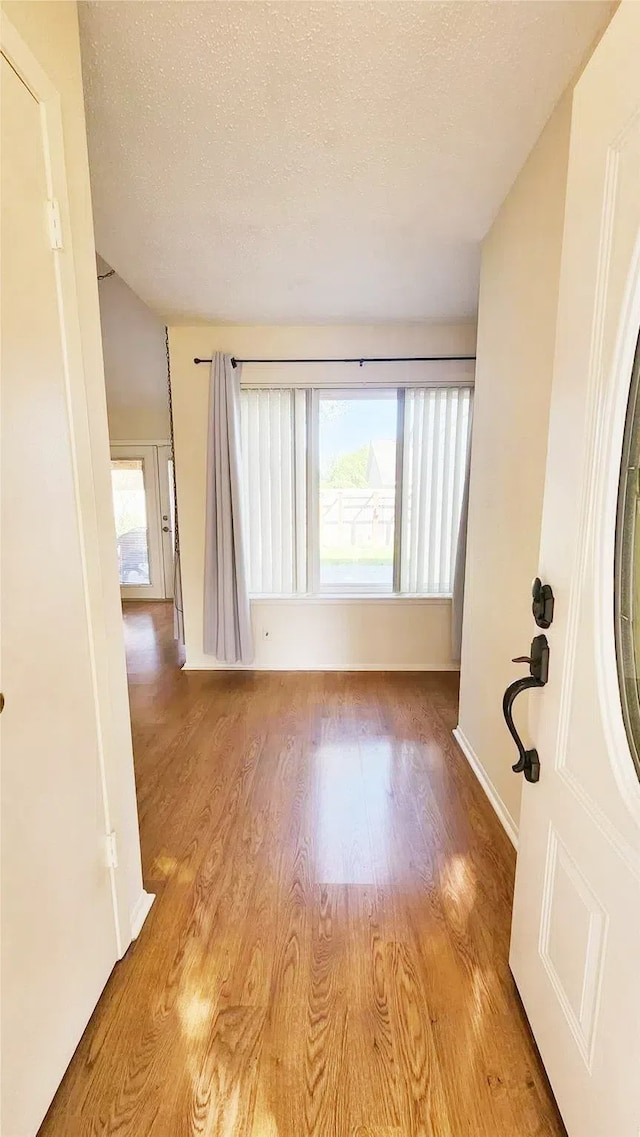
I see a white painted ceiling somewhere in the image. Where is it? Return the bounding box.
[79,1,612,324]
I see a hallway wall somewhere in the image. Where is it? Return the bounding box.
[456,90,573,842]
[96,256,170,442]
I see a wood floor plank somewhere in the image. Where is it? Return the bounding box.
[38,602,566,1137]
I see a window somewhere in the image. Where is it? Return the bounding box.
[110,459,151,585]
[241,384,472,597]
[614,330,640,782]
[316,392,398,591]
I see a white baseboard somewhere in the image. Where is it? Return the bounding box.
[183,661,460,672]
[130,889,155,940]
[452,726,519,849]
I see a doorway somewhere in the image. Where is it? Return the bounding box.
[110,443,174,600]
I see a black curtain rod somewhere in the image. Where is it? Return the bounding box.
[193,355,476,367]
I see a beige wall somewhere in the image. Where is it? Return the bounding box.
[2,1,146,935]
[457,91,573,842]
[97,257,170,441]
[169,322,476,670]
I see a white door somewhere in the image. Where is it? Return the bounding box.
[1,39,118,1137]
[510,5,640,1135]
[110,443,166,598]
[158,443,175,600]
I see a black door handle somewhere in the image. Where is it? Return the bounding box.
[502,634,549,784]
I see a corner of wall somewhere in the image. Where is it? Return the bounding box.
[453,726,519,848]
[456,87,574,846]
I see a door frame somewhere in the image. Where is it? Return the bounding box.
[157,444,175,600]
[1,16,143,956]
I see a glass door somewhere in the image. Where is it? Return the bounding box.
[110,444,165,599]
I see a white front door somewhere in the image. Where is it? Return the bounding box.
[110,443,167,598]
[509,5,640,1135]
[1,35,119,1137]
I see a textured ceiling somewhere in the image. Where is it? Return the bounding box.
[79,1,613,324]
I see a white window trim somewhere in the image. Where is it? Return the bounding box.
[293,389,308,593]
[393,389,406,594]
[307,388,320,595]
[239,360,475,390]
[248,594,452,605]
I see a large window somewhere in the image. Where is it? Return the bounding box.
[240,385,472,597]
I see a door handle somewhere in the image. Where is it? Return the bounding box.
[502,634,549,784]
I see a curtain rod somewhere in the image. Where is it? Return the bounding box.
[193,355,476,367]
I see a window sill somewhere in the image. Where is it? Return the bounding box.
[249,594,452,605]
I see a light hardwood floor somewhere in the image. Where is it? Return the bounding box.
[39,601,565,1136]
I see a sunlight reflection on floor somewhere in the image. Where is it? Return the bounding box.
[314,739,392,885]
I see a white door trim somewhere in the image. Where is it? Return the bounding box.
[594,231,640,827]
[110,438,171,447]
[540,117,640,879]
[157,444,175,599]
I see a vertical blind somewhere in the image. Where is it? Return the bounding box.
[400,387,473,594]
[240,389,306,594]
[240,385,472,596]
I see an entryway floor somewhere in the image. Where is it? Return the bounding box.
[39,602,565,1136]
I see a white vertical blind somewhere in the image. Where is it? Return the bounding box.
[400,387,472,594]
[293,389,308,592]
[241,385,471,597]
[240,389,306,594]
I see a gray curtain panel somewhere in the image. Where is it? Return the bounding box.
[203,353,253,663]
[451,406,473,663]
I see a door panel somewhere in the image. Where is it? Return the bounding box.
[158,444,175,600]
[1,52,118,1137]
[110,444,165,598]
[510,6,640,1135]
